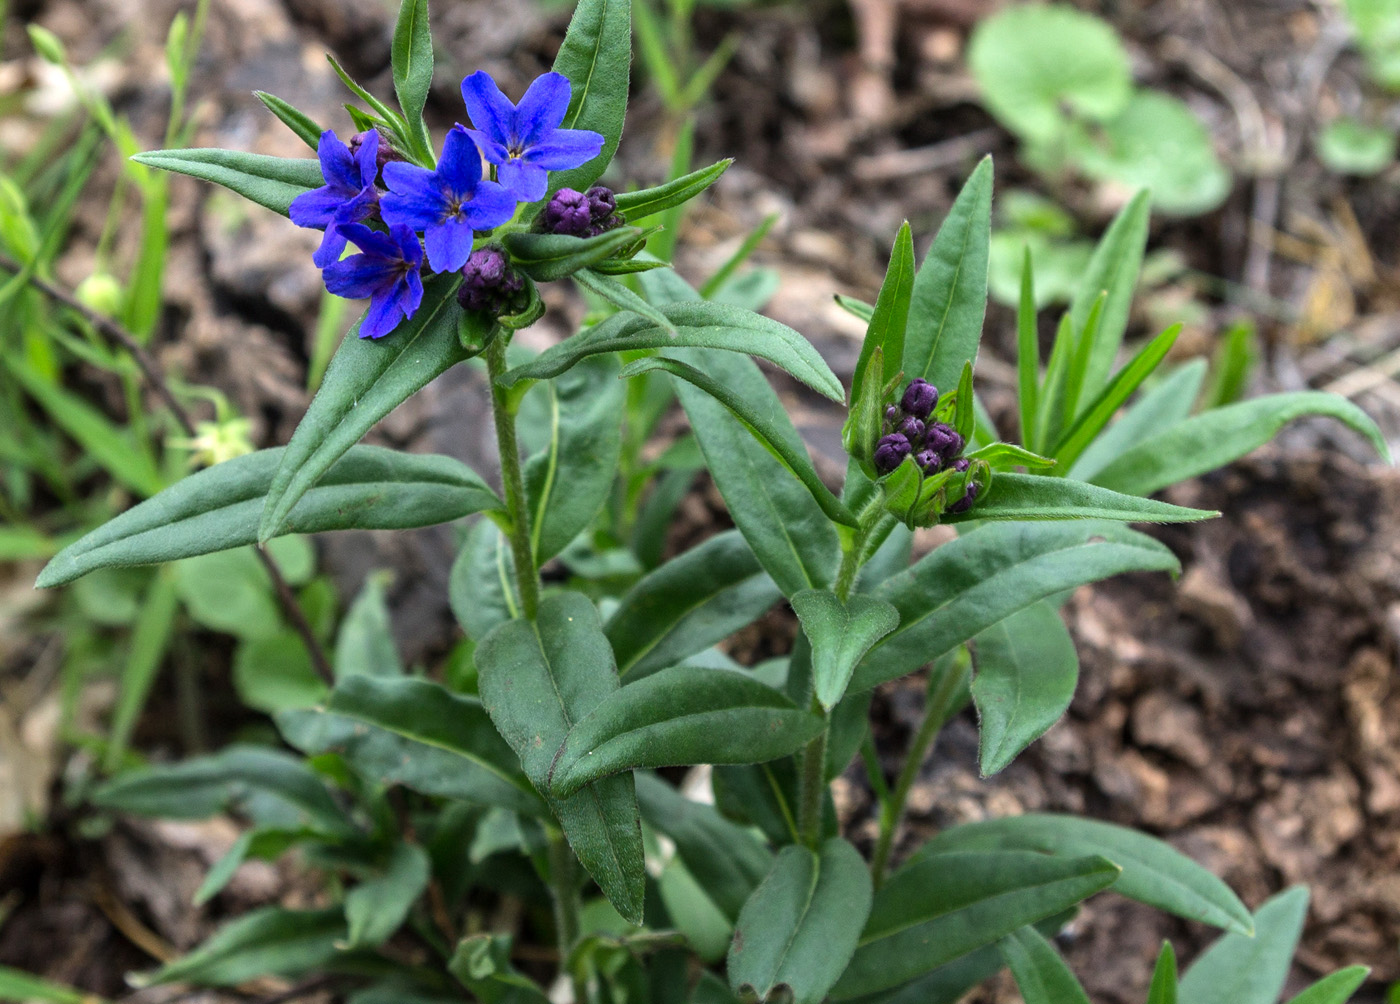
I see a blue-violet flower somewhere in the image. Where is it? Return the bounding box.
[321,223,424,340]
[461,70,605,202]
[290,129,383,268]
[380,125,517,273]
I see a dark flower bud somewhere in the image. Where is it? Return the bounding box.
[897,416,925,442]
[901,379,938,420]
[584,186,622,236]
[884,405,899,427]
[540,188,595,237]
[951,457,970,473]
[873,433,912,474]
[914,449,941,474]
[925,422,962,460]
[948,481,981,514]
[349,130,403,184]
[458,246,526,314]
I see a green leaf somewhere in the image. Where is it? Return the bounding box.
[93,746,353,836]
[390,0,434,161]
[834,294,875,324]
[831,947,1004,1004]
[635,773,772,922]
[141,907,344,986]
[336,572,402,679]
[38,445,497,587]
[1146,942,1178,1004]
[503,227,644,282]
[0,967,102,1004]
[902,158,993,396]
[852,521,1179,693]
[614,159,732,221]
[130,148,321,216]
[620,356,857,527]
[259,274,470,542]
[573,268,678,334]
[174,547,282,640]
[1068,360,1206,482]
[195,827,311,906]
[449,933,550,1004]
[606,530,780,678]
[942,471,1217,525]
[1318,117,1397,175]
[791,590,899,712]
[234,631,328,712]
[344,841,431,948]
[1179,887,1309,1004]
[523,354,624,562]
[999,926,1090,1004]
[847,223,915,458]
[253,91,323,150]
[476,593,646,923]
[449,520,520,640]
[1016,247,1040,448]
[542,0,632,200]
[1091,392,1392,497]
[499,300,844,402]
[972,600,1077,776]
[1284,966,1372,1004]
[1067,189,1151,403]
[549,665,824,797]
[105,572,178,772]
[832,851,1119,999]
[728,839,873,1004]
[917,813,1254,935]
[967,4,1131,144]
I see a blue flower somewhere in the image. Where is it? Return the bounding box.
[460,70,605,202]
[321,223,424,340]
[379,126,517,273]
[290,130,382,268]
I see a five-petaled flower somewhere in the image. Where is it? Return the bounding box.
[380,125,517,273]
[322,223,424,340]
[461,70,605,202]
[291,129,383,268]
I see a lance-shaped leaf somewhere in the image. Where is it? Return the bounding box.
[999,926,1090,1004]
[614,159,732,221]
[540,0,632,201]
[344,841,430,948]
[791,589,900,711]
[607,531,780,678]
[1090,392,1391,498]
[549,665,824,797]
[851,221,915,399]
[972,601,1078,776]
[1068,360,1206,482]
[523,354,625,562]
[728,838,872,1004]
[140,907,344,986]
[130,149,321,216]
[476,593,645,923]
[1068,188,1150,401]
[38,445,498,588]
[574,268,677,335]
[636,773,773,921]
[902,157,992,394]
[620,356,857,527]
[852,522,1179,693]
[1284,967,1371,1004]
[832,851,1119,999]
[499,300,844,402]
[390,0,433,162]
[259,274,469,543]
[504,227,645,282]
[940,471,1217,525]
[1146,943,1179,1004]
[449,520,520,641]
[254,91,322,150]
[1179,887,1308,1004]
[916,813,1253,935]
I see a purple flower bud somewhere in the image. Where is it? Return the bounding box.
[948,481,981,514]
[873,433,912,474]
[458,246,525,314]
[914,449,941,474]
[925,422,962,460]
[951,457,970,473]
[540,188,595,237]
[884,405,899,427]
[901,379,938,420]
[349,130,403,182]
[586,185,617,219]
[896,417,925,442]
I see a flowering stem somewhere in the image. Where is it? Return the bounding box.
[485,334,542,620]
[869,649,970,887]
[547,830,587,1003]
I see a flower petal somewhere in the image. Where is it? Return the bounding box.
[389,224,425,268]
[463,129,510,167]
[437,125,485,196]
[424,220,474,273]
[316,130,358,191]
[332,187,380,225]
[461,180,517,230]
[311,223,349,268]
[382,162,448,230]
[521,128,605,171]
[338,222,401,260]
[355,128,381,186]
[403,268,424,317]
[461,71,515,147]
[289,185,345,228]
[498,159,548,202]
[359,286,404,339]
[323,254,397,299]
[514,72,572,146]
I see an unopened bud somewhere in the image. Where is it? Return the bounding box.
[948,481,981,514]
[900,378,938,420]
[873,433,912,474]
[458,246,525,314]
[540,188,594,237]
[75,272,124,316]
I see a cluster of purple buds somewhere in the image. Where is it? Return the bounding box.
[540,185,623,238]
[873,379,963,476]
[457,246,526,314]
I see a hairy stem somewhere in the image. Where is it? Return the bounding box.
[486,335,541,620]
[870,650,971,887]
[547,831,587,1003]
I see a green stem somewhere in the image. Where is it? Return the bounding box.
[547,832,586,1003]
[870,650,971,887]
[486,335,541,620]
